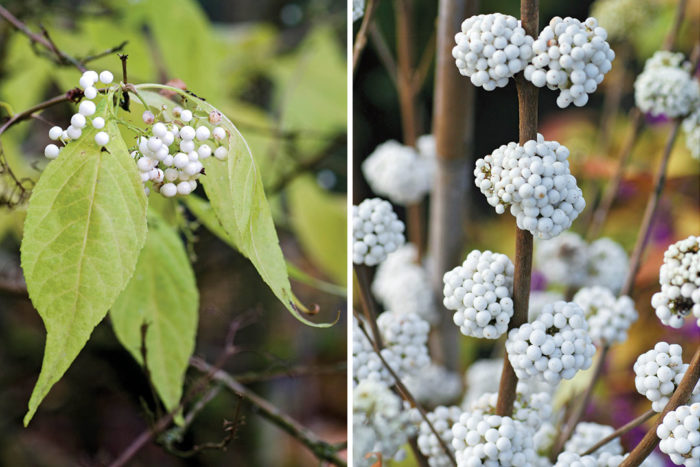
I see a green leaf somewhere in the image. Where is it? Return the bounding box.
[110,211,198,413]
[20,98,148,425]
[133,85,334,327]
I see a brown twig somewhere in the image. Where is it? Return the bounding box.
[78,40,129,64]
[0,92,77,136]
[662,0,688,51]
[232,362,346,384]
[369,24,398,86]
[354,265,384,348]
[353,0,380,72]
[495,0,538,417]
[354,315,457,466]
[190,358,347,466]
[581,409,655,456]
[621,346,700,466]
[407,202,426,261]
[394,0,418,147]
[428,0,479,370]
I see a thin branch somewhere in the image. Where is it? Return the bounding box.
[0,91,79,136]
[621,346,700,466]
[662,0,687,51]
[496,0,538,417]
[232,362,347,384]
[581,409,655,456]
[190,357,347,467]
[78,40,129,64]
[407,202,426,261]
[368,24,398,86]
[353,0,380,72]
[354,314,457,466]
[354,265,384,348]
[412,29,437,91]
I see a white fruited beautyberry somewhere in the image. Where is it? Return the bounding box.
[83,86,98,100]
[529,291,564,321]
[651,236,700,328]
[197,144,212,159]
[48,126,63,140]
[416,406,461,467]
[633,342,700,412]
[91,117,105,129]
[352,317,393,386]
[214,146,227,160]
[176,181,193,195]
[443,249,515,339]
[79,70,98,89]
[657,403,700,467]
[682,108,700,160]
[94,131,109,146]
[70,113,86,129]
[525,16,614,108]
[180,109,193,122]
[212,126,226,140]
[554,452,599,467]
[451,412,537,466]
[362,140,434,205]
[573,286,637,345]
[44,144,60,159]
[208,110,222,124]
[453,13,535,91]
[564,422,622,458]
[376,310,431,377]
[404,364,462,408]
[160,183,177,197]
[195,126,211,141]
[535,232,588,287]
[66,125,82,140]
[372,244,438,324]
[78,100,96,116]
[634,51,699,118]
[99,70,113,84]
[506,301,596,383]
[352,198,405,266]
[584,237,629,293]
[474,135,585,239]
[179,125,195,141]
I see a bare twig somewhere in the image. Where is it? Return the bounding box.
[190,358,347,466]
[78,40,129,64]
[496,0,538,418]
[369,24,398,87]
[354,265,384,348]
[621,346,700,466]
[581,409,655,456]
[232,362,347,384]
[662,0,688,51]
[353,0,380,72]
[394,0,418,147]
[0,91,79,136]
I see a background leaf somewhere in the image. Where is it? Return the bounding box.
[110,210,198,414]
[19,99,147,425]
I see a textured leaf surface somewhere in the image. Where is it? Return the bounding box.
[136,86,332,327]
[20,100,147,425]
[110,212,198,412]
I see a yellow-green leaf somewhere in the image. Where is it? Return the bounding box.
[110,211,198,413]
[20,99,147,425]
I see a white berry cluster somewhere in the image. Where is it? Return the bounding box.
[443,249,515,339]
[525,17,614,108]
[585,237,629,293]
[463,359,504,406]
[352,0,364,21]
[362,140,434,205]
[352,317,392,386]
[634,51,700,118]
[353,379,415,466]
[417,134,437,160]
[529,291,564,321]
[372,244,438,324]
[44,69,115,160]
[535,232,589,287]
[352,198,406,266]
[573,286,637,345]
[451,412,537,466]
[452,13,534,90]
[416,405,462,467]
[682,108,700,160]
[506,301,596,383]
[564,422,622,458]
[474,135,585,239]
[633,342,700,413]
[657,402,700,467]
[376,310,431,376]
[651,236,700,328]
[404,363,462,408]
[131,106,229,197]
[591,0,657,41]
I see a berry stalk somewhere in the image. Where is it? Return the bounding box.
[495,0,538,417]
[620,346,700,466]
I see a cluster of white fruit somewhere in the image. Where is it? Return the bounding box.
[535,233,629,293]
[404,364,462,408]
[451,412,538,466]
[372,244,438,324]
[452,13,534,90]
[657,402,700,467]
[377,310,431,376]
[564,422,621,458]
[506,301,596,383]
[651,236,700,328]
[416,405,462,467]
[591,0,657,41]
[528,290,564,321]
[474,135,585,239]
[633,342,700,413]
[131,107,229,197]
[44,69,115,159]
[573,286,637,345]
[682,108,700,160]
[525,16,614,108]
[443,249,515,339]
[353,379,414,466]
[352,317,392,386]
[352,198,406,266]
[634,51,700,118]
[362,139,435,205]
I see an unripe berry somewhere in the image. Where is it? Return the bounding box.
[142,110,155,124]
